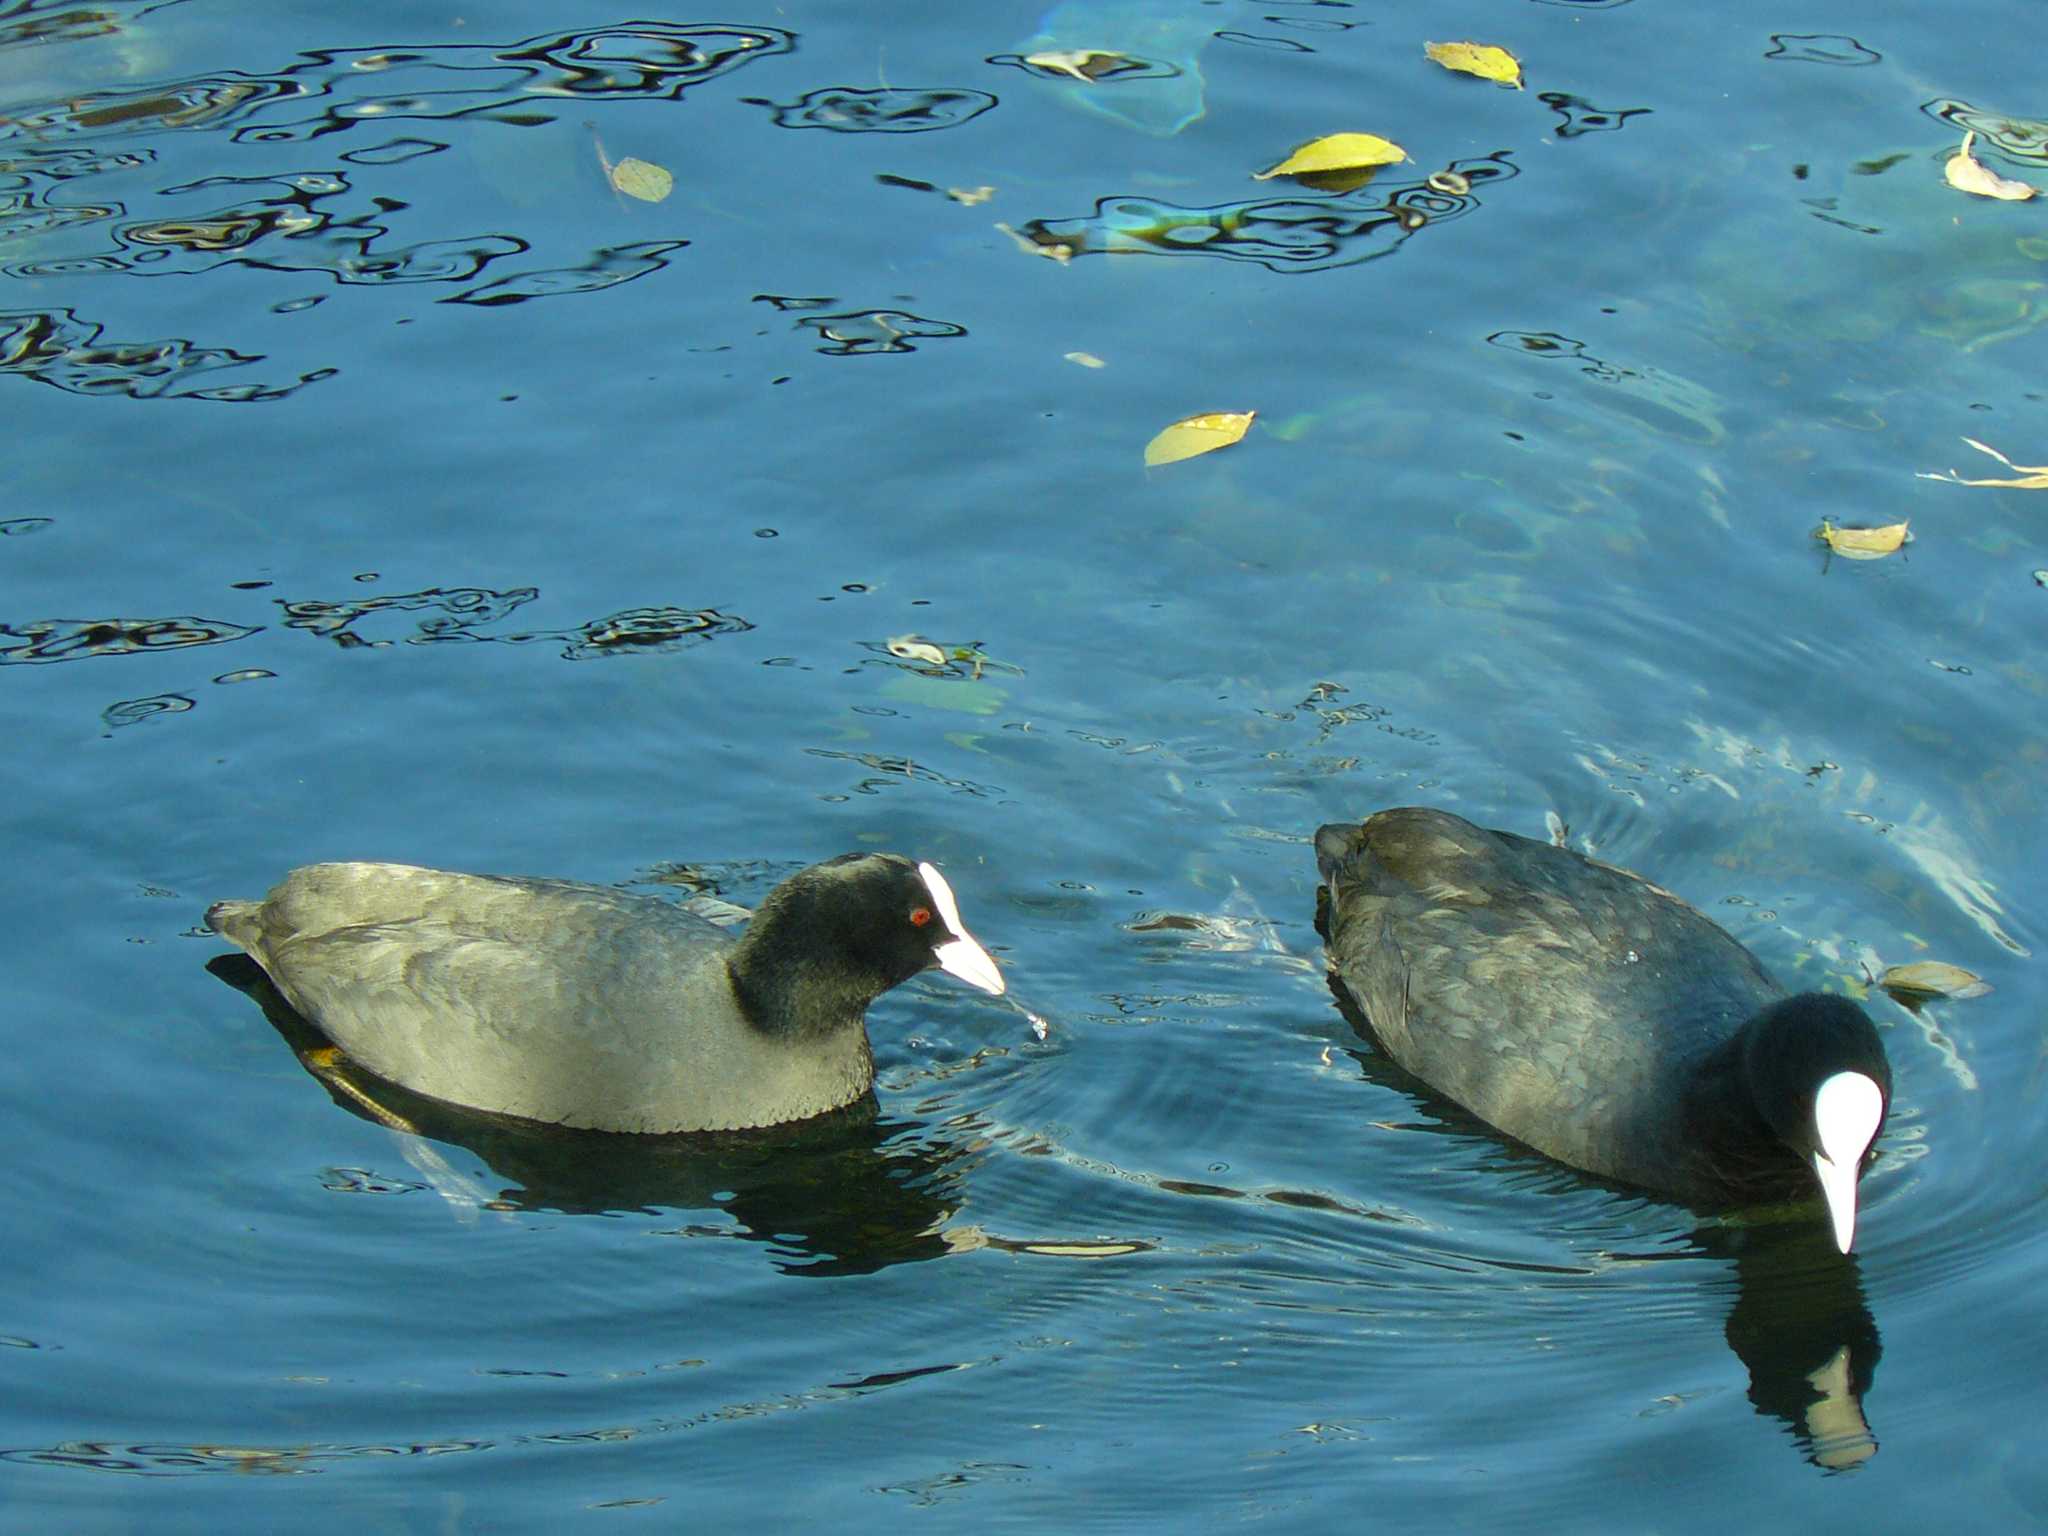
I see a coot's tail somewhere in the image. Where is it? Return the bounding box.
[1313,822,1368,884]
[1313,822,1369,943]
[205,898,258,949]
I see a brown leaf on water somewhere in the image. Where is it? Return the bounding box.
[1879,961,1993,1001]
[1816,519,1911,559]
[1144,410,1255,467]
[1944,131,2039,201]
[1918,436,2048,489]
[1425,41,1523,88]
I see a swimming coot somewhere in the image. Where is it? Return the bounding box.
[207,853,1005,1134]
[1314,808,1891,1251]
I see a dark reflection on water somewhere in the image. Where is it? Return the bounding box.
[0,23,793,150]
[0,613,259,663]
[1321,994,1885,1470]
[0,306,334,400]
[206,952,970,1278]
[273,585,753,657]
[744,86,996,134]
[1014,152,1518,273]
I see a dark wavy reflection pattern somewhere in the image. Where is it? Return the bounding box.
[276,586,753,658]
[1012,152,1517,273]
[0,307,334,400]
[1763,33,1882,67]
[100,692,194,729]
[1924,98,2048,164]
[10,169,688,303]
[0,615,259,665]
[803,748,1004,800]
[792,308,968,355]
[745,86,996,133]
[0,24,793,151]
[1538,94,1651,138]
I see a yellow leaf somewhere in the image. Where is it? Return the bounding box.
[1425,40,1523,88]
[1918,435,2048,488]
[1024,49,1134,82]
[610,156,673,203]
[1253,133,1407,181]
[1879,961,1993,1001]
[1064,350,1108,369]
[1945,131,2038,201]
[1144,410,1255,467]
[1816,519,1910,559]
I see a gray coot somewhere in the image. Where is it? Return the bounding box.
[207,853,1005,1134]
[1314,808,1891,1251]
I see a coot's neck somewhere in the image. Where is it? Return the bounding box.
[726,909,886,1041]
[1681,1025,1800,1194]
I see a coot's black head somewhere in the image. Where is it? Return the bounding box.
[739,855,1004,1029]
[1741,992,1891,1253]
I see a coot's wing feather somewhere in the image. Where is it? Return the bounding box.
[1318,809,1777,1182]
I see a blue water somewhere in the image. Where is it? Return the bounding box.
[6,0,2046,1528]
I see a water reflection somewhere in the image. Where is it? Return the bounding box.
[1710,1223,1883,1470]
[207,952,971,1278]
[1325,1002,1885,1471]
[1014,152,1518,274]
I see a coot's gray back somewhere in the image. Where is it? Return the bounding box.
[1315,809,1781,1192]
[209,863,875,1133]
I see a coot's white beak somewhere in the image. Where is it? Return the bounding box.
[918,862,1005,996]
[1812,1071,1885,1253]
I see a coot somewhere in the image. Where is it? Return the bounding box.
[208,852,1005,1134]
[1314,808,1890,1251]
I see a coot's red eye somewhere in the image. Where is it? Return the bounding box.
[910,906,933,927]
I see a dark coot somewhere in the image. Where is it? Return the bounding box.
[207,852,1004,1134]
[1314,808,1891,1251]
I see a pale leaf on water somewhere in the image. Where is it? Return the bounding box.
[1144,410,1255,467]
[1917,435,2048,489]
[1424,40,1523,87]
[886,634,948,667]
[610,157,674,203]
[1253,133,1406,181]
[1816,519,1911,559]
[1879,961,1993,1001]
[1945,131,2038,201]
[1024,48,1136,82]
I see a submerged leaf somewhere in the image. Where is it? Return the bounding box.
[1024,48,1136,82]
[1425,40,1523,87]
[1253,133,1406,181]
[1144,410,1255,467]
[1816,519,1911,559]
[1917,435,2048,488]
[609,156,674,203]
[1879,961,1993,1001]
[886,634,948,667]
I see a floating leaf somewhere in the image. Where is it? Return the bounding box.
[886,634,948,667]
[1425,40,1523,88]
[1918,435,2048,489]
[1816,519,1910,559]
[1024,48,1137,82]
[948,184,995,206]
[609,156,674,203]
[1144,410,1255,467]
[1945,131,2038,201]
[1253,133,1406,181]
[1065,350,1107,369]
[1879,961,1993,1001]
